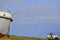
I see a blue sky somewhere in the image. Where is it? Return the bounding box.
[0,0,60,38]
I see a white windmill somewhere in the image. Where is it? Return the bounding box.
[0,7,13,38]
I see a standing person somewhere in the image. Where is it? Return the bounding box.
[55,37,59,40]
[47,33,55,40]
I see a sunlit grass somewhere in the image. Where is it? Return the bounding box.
[0,35,48,40]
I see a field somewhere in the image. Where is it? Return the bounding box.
[0,35,48,40]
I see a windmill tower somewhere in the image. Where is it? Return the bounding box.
[0,7,13,38]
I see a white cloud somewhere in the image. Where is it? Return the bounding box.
[15,16,60,20]
[13,16,60,24]
[0,0,25,8]
[13,4,60,17]
[0,0,60,24]
[0,0,25,4]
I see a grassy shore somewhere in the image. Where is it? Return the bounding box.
[0,35,48,40]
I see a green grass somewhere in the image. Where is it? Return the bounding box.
[0,35,48,40]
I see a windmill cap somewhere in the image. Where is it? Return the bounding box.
[0,11,13,22]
